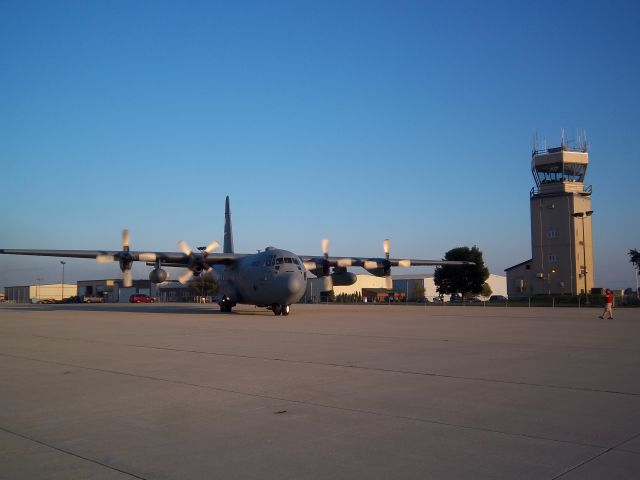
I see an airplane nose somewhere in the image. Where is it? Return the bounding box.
[285,273,304,294]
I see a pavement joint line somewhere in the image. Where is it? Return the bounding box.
[26,334,640,397]
[549,431,640,479]
[30,327,640,354]
[0,351,615,451]
[0,425,150,480]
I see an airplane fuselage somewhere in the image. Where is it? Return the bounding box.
[214,247,307,308]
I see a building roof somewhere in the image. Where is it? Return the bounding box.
[392,274,433,280]
[504,259,532,272]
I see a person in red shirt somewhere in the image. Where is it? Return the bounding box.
[599,289,614,319]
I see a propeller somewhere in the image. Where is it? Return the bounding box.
[362,238,412,289]
[95,229,134,287]
[95,229,160,288]
[176,239,220,284]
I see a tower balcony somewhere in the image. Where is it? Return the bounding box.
[531,184,592,198]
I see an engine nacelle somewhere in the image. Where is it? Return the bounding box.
[149,268,168,284]
[331,267,356,286]
[331,271,357,286]
[364,267,389,277]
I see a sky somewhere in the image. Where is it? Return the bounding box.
[1,0,639,290]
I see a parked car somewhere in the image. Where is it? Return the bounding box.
[129,294,155,303]
[82,295,104,303]
[38,298,56,304]
[465,297,482,303]
[54,296,81,304]
[489,295,508,302]
[449,294,462,303]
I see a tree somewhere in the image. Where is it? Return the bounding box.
[412,282,426,302]
[630,249,640,272]
[433,246,490,299]
[188,274,218,298]
[481,282,492,297]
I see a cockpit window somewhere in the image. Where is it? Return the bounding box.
[284,258,292,263]
[293,258,300,265]
[276,257,284,264]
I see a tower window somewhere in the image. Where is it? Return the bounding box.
[548,255,559,263]
[547,230,559,239]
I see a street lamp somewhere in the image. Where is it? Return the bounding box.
[572,210,593,303]
[60,261,66,300]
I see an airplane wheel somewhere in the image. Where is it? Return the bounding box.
[272,304,282,316]
[281,305,290,316]
[220,298,233,313]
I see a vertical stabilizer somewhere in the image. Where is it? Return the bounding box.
[224,196,234,254]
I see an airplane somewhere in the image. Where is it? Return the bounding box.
[0,197,473,315]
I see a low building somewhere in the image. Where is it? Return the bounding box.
[157,281,193,302]
[303,273,507,303]
[4,284,78,303]
[77,279,157,302]
[393,273,507,301]
[304,274,388,302]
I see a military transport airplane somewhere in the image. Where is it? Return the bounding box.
[0,197,472,315]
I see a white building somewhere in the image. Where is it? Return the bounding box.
[4,283,78,303]
[303,273,507,302]
[392,274,507,300]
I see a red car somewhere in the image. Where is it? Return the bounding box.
[129,294,155,303]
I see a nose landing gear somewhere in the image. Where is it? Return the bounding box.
[271,304,290,316]
[219,296,235,313]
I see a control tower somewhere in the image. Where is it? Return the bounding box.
[506,140,595,297]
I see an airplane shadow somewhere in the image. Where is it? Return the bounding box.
[0,304,275,316]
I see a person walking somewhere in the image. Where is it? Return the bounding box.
[599,289,614,319]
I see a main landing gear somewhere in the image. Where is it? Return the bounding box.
[219,296,234,313]
[271,304,290,316]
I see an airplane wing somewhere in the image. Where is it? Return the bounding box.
[0,247,245,287]
[299,256,471,267]
[298,238,474,290]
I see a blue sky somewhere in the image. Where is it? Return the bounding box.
[1,0,638,289]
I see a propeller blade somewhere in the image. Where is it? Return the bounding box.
[337,258,353,267]
[322,238,330,257]
[123,269,133,288]
[399,259,411,268]
[383,239,390,258]
[138,253,157,262]
[384,276,393,290]
[122,229,130,249]
[96,254,115,263]
[364,260,379,270]
[179,269,194,285]
[321,275,333,292]
[303,261,317,271]
[205,240,220,254]
[177,240,192,256]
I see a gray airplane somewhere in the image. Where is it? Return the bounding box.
[0,197,472,315]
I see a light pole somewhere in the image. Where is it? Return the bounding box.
[36,278,43,302]
[60,261,66,300]
[572,210,593,303]
[547,267,556,295]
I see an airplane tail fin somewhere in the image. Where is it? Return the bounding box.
[224,196,234,254]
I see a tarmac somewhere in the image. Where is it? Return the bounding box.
[0,302,639,479]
